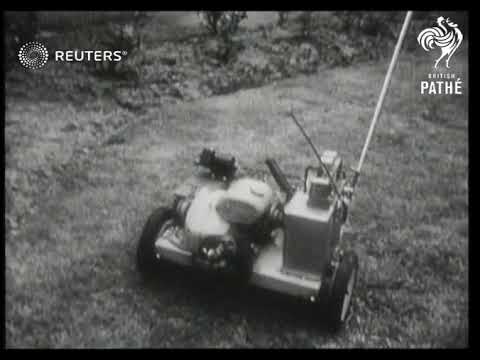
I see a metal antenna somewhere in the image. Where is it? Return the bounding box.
[288,109,342,199]
[352,11,413,188]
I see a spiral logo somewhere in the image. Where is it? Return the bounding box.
[18,42,49,70]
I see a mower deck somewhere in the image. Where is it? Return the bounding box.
[154,235,321,299]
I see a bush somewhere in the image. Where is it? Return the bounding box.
[197,12,247,65]
[277,11,289,27]
[87,20,146,81]
[198,11,247,41]
[298,12,314,38]
[323,11,413,63]
[199,11,223,35]
[333,11,403,39]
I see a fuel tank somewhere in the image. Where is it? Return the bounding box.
[282,190,337,279]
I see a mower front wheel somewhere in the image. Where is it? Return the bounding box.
[136,206,176,280]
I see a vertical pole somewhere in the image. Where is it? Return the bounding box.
[352,11,413,188]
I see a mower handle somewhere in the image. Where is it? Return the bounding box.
[265,158,294,201]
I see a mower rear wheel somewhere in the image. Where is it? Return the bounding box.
[320,251,359,332]
[136,206,176,280]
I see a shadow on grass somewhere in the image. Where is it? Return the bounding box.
[139,262,339,338]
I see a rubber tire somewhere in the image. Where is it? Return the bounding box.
[320,251,359,333]
[136,206,176,280]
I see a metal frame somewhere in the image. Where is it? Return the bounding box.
[155,236,321,299]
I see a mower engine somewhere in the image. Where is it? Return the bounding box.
[168,155,283,279]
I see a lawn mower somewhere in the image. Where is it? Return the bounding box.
[136,11,413,332]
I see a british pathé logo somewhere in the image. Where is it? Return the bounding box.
[417,16,463,69]
[417,16,464,95]
[420,73,462,95]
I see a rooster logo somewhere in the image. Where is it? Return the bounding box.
[417,16,463,69]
